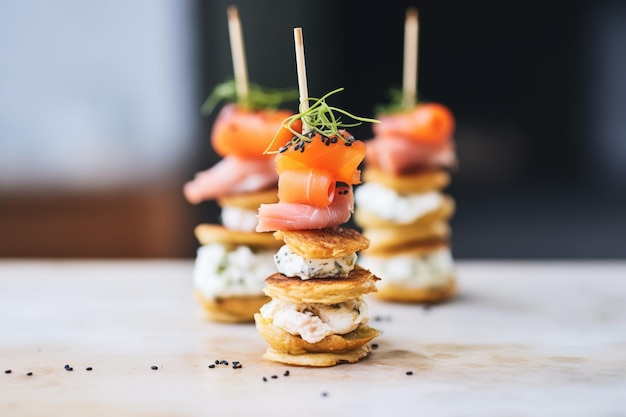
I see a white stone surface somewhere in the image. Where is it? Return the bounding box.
[0,260,625,416]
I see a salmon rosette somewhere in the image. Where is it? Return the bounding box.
[366,102,457,175]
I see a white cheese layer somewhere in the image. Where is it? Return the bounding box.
[359,247,454,289]
[354,182,444,224]
[193,243,276,298]
[260,298,370,343]
[220,205,259,232]
[274,244,357,280]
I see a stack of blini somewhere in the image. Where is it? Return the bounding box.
[253,89,381,366]
[183,105,299,323]
[354,102,458,303]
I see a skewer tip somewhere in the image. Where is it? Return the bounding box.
[406,6,418,20]
[227,5,239,20]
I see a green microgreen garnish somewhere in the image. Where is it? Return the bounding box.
[200,78,299,115]
[374,86,421,116]
[264,87,379,154]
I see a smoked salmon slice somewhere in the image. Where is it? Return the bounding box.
[275,131,366,185]
[277,168,336,207]
[373,103,455,148]
[183,155,278,204]
[211,104,302,158]
[256,184,354,232]
[365,135,457,174]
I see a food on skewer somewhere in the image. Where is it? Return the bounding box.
[253,28,381,367]
[183,6,299,322]
[354,7,458,303]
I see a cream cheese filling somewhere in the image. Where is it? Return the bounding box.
[273,245,357,280]
[260,297,370,343]
[359,247,454,289]
[193,243,276,298]
[354,182,444,224]
[220,205,259,232]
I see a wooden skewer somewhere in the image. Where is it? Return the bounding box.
[293,27,310,133]
[227,5,249,104]
[402,7,419,108]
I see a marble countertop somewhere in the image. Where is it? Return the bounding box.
[1,260,625,416]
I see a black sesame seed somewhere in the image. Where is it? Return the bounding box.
[262,377,267,382]
[26,372,33,376]
[208,364,215,369]
[371,343,379,350]
[64,364,71,370]
[283,370,290,377]
[271,375,278,379]
[220,360,229,365]
[232,361,239,365]
[151,366,158,370]
[4,370,11,374]
[214,360,220,365]
[322,392,329,397]
[86,367,93,371]
[64,365,73,372]
[406,371,413,375]
[232,364,242,369]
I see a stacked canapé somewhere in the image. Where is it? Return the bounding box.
[354,101,458,303]
[253,88,381,367]
[183,83,299,323]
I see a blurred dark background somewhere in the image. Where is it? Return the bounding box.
[1,0,625,259]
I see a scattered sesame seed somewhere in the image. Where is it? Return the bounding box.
[4,370,11,374]
[232,361,239,365]
[220,360,229,365]
[262,377,267,382]
[214,360,220,365]
[86,367,93,371]
[26,372,33,376]
[322,392,329,397]
[271,375,278,379]
[371,343,379,350]
[283,370,290,377]
[232,363,242,369]
[406,371,413,375]
[208,364,215,369]
[64,365,73,372]
[151,366,158,370]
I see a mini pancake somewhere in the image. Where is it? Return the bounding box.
[373,276,457,303]
[217,187,279,210]
[354,195,455,228]
[363,167,451,194]
[262,345,373,367]
[361,222,451,255]
[194,290,270,323]
[194,224,283,249]
[363,240,451,258]
[274,227,370,259]
[263,266,379,305]
[254,314,380,355]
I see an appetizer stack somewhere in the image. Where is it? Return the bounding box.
[183,6,299,323]
[253,29,380,367]
[354,8,458,303]
[183,106,296,322]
